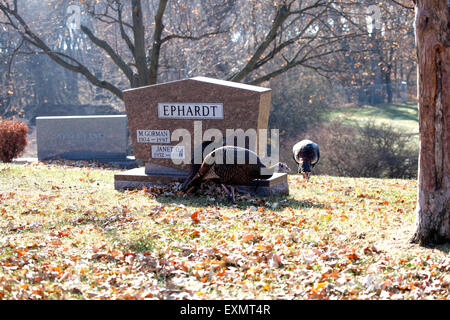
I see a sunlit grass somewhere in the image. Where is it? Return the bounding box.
[327,102,419,144]
[0,162,448,300]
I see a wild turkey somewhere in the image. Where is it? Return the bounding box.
[292,139,320,181]
[180,139,224,192]
[181,146,291,203]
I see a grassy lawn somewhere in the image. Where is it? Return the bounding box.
[0,161,448,300]
[327,102,419,144]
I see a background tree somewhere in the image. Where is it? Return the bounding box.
[0,0,232,100]
[0,0,368,101]
[329,1,416,105]
[411,0,449,244]
[0,0,423,183]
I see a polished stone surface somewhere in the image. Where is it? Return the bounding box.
[123,77,272,173]
[114,167,188,190]
[114,168,289,197]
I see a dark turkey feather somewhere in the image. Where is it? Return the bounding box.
[292,140,320,179]
[182,146,290,202]
[180,140,223,192]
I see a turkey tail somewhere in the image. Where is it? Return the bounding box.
[181,140,221,192]
[293,140,319,165]
[180,164,200,191]
[312,147,320,168]
[181,171,203,193]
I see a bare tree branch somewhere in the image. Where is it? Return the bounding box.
[0,3,123,99]
[116,1,135,57]
[161,30,227,43]
[390,0,414,10]
[80,24,135,84]
[252,7,327,71]
[6,36,23,76]
[85,1,133,28]
[249,42,349,86]
[227,3,292,82]
[148,0,167,84]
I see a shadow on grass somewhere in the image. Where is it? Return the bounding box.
[331,102,419,126]
[346,104,418,123]
[419,242,450,254]
[9,158,134,170]
[361,103,418,122]
[152,191,326,211]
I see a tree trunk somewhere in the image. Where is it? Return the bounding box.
[384,47,393,104]
[411,0,450,244]
[131,0,149,87]
[148,0,168,85]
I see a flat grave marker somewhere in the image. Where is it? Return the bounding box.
[37,115,129,163]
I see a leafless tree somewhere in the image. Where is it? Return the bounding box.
[0,0,366,100]
[411,0,449,244]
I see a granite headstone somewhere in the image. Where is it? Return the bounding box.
[37,115,128,161]
[115,77,288,195]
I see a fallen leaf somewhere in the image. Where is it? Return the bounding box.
[190,230,200,238]
[191,211,200,224]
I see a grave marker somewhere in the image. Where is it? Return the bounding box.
[114,76,288,195]
[37,115,129,162]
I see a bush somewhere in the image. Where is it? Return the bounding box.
[304,121,418,179]
[0,120,29,163]
[269,70,333,136]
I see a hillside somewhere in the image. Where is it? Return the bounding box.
[327,102,419,144]
[0,160,448,300]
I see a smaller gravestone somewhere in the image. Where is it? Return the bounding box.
[37,115,129,162]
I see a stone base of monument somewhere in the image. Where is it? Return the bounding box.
[114,167,189,190]
[235,173,289,197]
[114,168,289,197]
[107,156,140,169]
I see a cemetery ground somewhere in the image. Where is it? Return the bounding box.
[0,160,448,300]
[328,101,419,145]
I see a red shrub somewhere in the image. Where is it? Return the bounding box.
[0,120,29,163]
